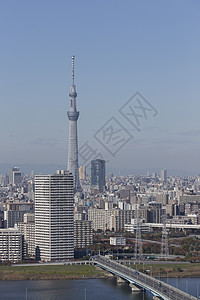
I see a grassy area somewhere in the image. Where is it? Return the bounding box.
[0,262,200,280]
[132,262,200,278]
[0,264,105,280]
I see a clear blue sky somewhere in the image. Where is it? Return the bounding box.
[0,0,200,175]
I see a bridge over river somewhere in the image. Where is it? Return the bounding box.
[94,255,197,300]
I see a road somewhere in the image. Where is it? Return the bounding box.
[95,255,196,300]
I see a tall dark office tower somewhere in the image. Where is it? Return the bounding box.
[161,169,167,183]
[67,56,80,191]
[35,170,74,261]
[91,159,105,193]
[8,167,22,185]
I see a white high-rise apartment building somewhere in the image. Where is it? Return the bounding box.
[35,170,74,262]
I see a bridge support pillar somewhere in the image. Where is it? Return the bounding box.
[117,276,126,284]
[94,266,102,271]
[129,283,141,292]
[105,271,114,277]
[95,266,114,277]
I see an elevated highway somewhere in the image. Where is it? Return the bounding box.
[94,255,196,300]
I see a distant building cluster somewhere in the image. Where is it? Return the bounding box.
[1,165,200,262]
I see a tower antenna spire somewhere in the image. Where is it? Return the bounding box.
[72,56,75,85]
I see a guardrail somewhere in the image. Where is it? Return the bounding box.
[94,256,196,300]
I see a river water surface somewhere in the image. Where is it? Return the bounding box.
[0,278,200,300]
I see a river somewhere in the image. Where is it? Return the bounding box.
[0,278,200,299]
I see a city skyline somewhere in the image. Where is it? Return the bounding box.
[0,1,200,175]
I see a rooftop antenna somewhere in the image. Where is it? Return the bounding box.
[72,55,75,85]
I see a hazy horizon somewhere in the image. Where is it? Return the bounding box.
[0,163,199,177]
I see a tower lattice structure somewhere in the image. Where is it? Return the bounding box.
[67,56,80,191]
[134,206,143,261]
[161,213,169,259]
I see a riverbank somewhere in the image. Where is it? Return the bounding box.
[0,265,106,280]
[0,262,200,280]
[134,262,200,278]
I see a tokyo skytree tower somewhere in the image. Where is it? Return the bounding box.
[67,56,80,190]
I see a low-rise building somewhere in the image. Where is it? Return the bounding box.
[110,236,126,246]
[74,220,93,248]
[15,213,35,258]
[0,228,22,262]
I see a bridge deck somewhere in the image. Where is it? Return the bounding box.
[94,256,196,300]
